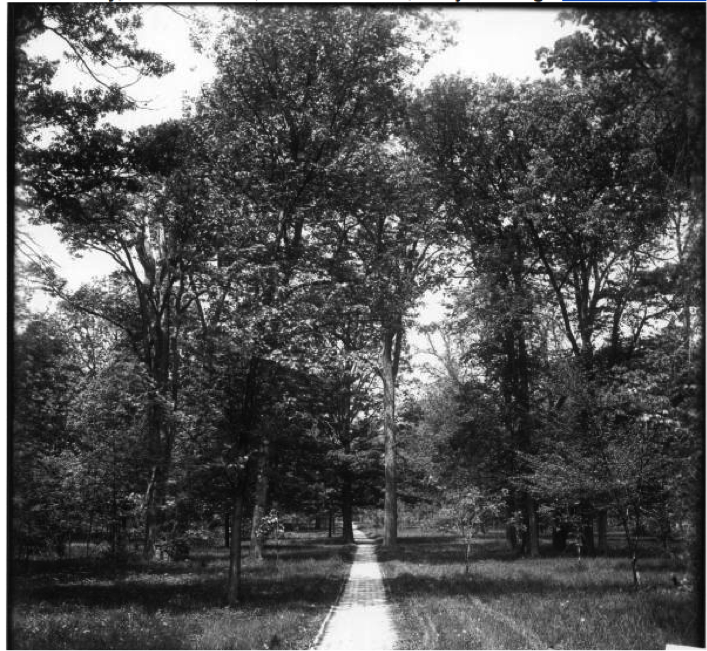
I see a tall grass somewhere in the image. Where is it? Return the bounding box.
[11,535,352,649]
[377,532,701,650]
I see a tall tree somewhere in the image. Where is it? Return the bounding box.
[331,141,445,548]
[410,76,545,555]
[13,5,183,558]
[196,6,440,572]
[528,15,703,549]
[25,119,222,557]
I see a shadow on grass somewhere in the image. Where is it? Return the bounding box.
[378,535,681,566]
[11,541,354,614]
[268,546,354,563]
[13,539,352,576]
[377,537,684,599]
[18,571,346,613]
[377,537,518,566]
[383,569,638,599]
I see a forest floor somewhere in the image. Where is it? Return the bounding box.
[10,532,353,649]
[10,528,702,650]
[366,526,702,650]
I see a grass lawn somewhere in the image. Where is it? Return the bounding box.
[10,533,353,649]
[370,528,702,650]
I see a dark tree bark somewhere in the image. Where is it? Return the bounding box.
[597,509,608,554]
[506,523,518,550]
[505,225,540,557]
[226,356,259,606]
[227,486,245,605]
[379,324,402,549]
[249,438,270,562]
[341,473,354,543]
[553,521,569,552]
[582,503,596,556]
[526,495,540,557]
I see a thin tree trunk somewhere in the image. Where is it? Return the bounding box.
[597,509,608,554]
[226,355,259,604]
[85,511,94,558]
[112,434,118,557]
[552,520,568,552]
[582,506,596,556]
[228,486,245,606]
[224,511,230,548]
[526,495,539,557]
[342,474,354,543]
[380,329,399,549]
[143,466,159,559]
[618,506,641,588]
[143,388,172,560]
[249,439,270,562]
[510,226,538,557]
[505,490,519,551]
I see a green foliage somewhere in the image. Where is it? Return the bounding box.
[436,487,504,540]
[537,8,705,190]
[65,352,165,545]
[13,4,172,192]
[13,315,84,557]
[13,7,702,626]
[254,509,284,543]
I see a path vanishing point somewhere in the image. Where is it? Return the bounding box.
[313,525,398,650]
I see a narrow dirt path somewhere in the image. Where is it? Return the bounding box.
[313,526,398,650]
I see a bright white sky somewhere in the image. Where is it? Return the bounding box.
[18,6,573,314]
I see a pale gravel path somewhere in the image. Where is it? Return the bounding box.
[313,526,398,650]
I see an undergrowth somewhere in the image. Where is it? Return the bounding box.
[11,535,352,650]
[376,531,702,650]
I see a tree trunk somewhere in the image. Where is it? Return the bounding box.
[582,506,596,556]
[380,329,399,549]
[505,491,519,551]
[631,551,641,587]
[249,439,270,562]
[226,355,259,605]
[227,486,245,606]
[552,522,568,552]
[526,494,540,557]
[342,473,354,543]
[224,511,230,548]
[328,510,334,539]
[597,509,608,555]
[142,387,173,560]
[85,511,94,558]
[143,466,159,559]
[509,227,538,557]
[506,523,519,551]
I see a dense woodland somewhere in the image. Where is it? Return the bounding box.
[13,5,704,606]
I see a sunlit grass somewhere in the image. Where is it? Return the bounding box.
[373,530,701,650]
[11,534,353,649]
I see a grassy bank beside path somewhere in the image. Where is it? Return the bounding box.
[11,533,352,650]
[372,529,700,650]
